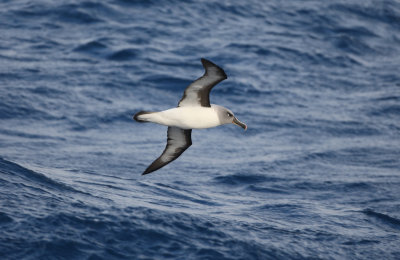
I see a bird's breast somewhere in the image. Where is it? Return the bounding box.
[159,107,221,129]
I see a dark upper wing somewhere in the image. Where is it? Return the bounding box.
[178,58,227,107]
[142,127,192,175]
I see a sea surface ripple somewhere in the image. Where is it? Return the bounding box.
[1,0,400,259]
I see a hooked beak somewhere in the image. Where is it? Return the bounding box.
[233,117,247,130]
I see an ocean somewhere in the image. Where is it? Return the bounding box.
[1,0,400,259]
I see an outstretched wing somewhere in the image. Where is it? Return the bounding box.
[142,127,192,175]
[178,58,227,107]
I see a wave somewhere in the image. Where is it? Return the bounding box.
[303,147,400,169]
[0,212,13,224]
[0,100,57,120]
[213,173,284,186]
[363,209,400,229]
[0,158,81,194]
[108,48,138,61]
[11,2,104,24]
[0,207,283,259]
[73,40,110,58]
[369,105,400,117]
[140,75,192,92]
[330,2,400,30]
[73,41,140,62]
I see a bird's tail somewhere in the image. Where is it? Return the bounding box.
[133,111,154,123]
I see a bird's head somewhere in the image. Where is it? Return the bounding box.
[213,105,247,130]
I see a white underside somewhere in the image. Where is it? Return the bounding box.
[139,105,222,129]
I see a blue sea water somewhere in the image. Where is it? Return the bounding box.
[1,0,400,259]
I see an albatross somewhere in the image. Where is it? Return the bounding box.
[133,58,247,175]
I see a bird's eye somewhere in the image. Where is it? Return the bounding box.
[227,113,232,117]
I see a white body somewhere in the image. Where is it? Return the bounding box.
[139,105,223,129]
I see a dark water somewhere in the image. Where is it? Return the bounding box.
[1,0,400,259]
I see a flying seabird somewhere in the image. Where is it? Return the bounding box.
[133,58,247,175]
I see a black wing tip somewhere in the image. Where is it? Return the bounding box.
[142,166,155,175]
[141,161,161,175]
[200,58,227,79]
[141,170,151,175]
